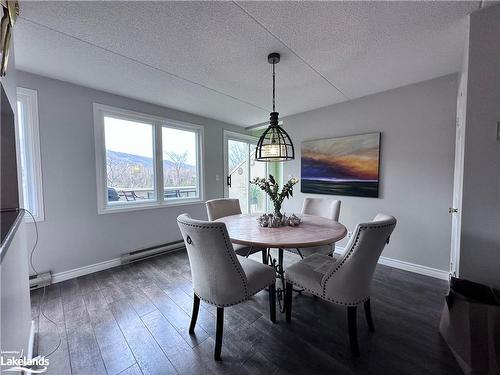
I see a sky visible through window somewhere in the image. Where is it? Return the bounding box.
[162,127,196,165]
[104,116,196,165]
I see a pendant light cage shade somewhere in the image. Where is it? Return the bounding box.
[255,52,295,162]
[255,113,295,162]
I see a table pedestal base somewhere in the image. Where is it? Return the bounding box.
[263,248,303,313]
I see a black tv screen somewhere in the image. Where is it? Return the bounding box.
[0,82,21,255]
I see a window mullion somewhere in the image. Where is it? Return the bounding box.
[155,123,164,203]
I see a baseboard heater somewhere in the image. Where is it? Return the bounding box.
[29,272,52,290]
[121,240,186,264]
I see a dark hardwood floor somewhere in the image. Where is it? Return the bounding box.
[30,250,460,375]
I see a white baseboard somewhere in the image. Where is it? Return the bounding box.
[51,257,121,284]
[334,246,449,281]
[51,245,185,284]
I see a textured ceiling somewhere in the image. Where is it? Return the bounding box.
[15,1,480,126]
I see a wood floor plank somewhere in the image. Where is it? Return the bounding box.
[126,263,157,289]
[110,298,177,375]
[139,260,187,292]
[100,284,129,304]
[141,283,209,348]
[32,250,463,375]
[36,297,72,375]
[45,283,62,300]
[65,303,107,375]
[148,258,193,293]
[76,274,100,296]
[238,352,283,375]
[31,283,61,313]
[187,315,270,374]
[251,315,355,375]
[118,363,142,375]
[163,285,255,336]
[109,266,158,316]
[142,309,211,375]
[128,288,158,317]
[83,290,136,375]
[145,258,258,335]
[59,278,84,313]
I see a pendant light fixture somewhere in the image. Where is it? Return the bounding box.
[255,53,295,162]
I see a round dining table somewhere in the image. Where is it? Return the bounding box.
[216,213,347,311]
[216,213,347,250]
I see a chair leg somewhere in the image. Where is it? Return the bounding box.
[285,282,293,323]
[278,248,285,290]
[261,249,267,265]
[364,298,374,332]
[295,248,304,259]
[269,283,276,323]
[214,307,224,361]
[347,306,360,357]
[189,294,200,334]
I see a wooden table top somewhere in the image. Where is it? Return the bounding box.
[216,213,347,248]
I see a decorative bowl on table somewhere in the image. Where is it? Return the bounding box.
[257,213,301,228]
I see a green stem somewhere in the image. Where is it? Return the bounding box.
[273,199,282,218]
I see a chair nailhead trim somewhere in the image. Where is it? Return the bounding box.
[322,223,394,294]
[284,278,369,306]
[177,218,249,301]
[287,222,394,307]
[194,280,274,307]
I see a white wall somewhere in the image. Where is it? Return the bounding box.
[0,38,32,359]
[16,71,247,275]
[280,74,458,271]
[459,5,500,289]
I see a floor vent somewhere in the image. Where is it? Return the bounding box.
[29,272,52,290]
[121,240,185,264]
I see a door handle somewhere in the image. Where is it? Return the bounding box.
[449,207,458,214]
[227,175,232,187]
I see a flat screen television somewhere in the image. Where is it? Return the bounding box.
[0,82,21,260]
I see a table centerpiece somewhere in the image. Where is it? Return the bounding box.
[250,174,301,227]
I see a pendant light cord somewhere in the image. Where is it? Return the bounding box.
[272,61,276,112]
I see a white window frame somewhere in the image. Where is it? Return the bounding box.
[16,87,45,222]
[223,130,268,213]
[93,103,204,214]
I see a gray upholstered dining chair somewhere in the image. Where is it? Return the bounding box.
[206,198,267,262]
[177,213,276,360]
[284,214,396,356]
[286,197,341,258]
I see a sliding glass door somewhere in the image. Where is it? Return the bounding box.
[224,132,267,213]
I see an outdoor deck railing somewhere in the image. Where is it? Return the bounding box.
[109,186,197,201]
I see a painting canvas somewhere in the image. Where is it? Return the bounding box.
[301,132,380,198]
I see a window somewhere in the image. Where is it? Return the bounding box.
[104,116,156,203]
[224,131,268,214]
[162,127,200,200]
[17,87,44,221]
[94,104,203,213]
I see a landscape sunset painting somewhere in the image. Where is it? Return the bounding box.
[301,132,380,198]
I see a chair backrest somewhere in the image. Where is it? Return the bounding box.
[302,197,341,221]
[176,214,248,306]
[206,198,242,221]
[321,214,396,305]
